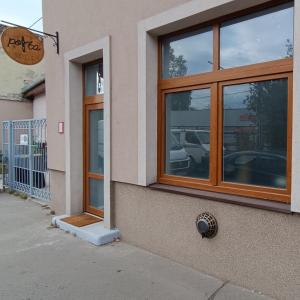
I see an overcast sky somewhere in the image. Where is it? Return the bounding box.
[0,0,43,31]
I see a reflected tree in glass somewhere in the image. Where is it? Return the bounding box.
[166,46,187,78]
[223,79,288,189]
[285,38,294,58]
[162,27,213,78]
[244,80,287,153]
[165,48,191,110]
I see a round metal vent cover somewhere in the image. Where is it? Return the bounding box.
[196,212,218,239]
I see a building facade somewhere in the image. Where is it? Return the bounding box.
[43,1,300,298]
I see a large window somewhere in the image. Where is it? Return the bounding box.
[158,1,293,203]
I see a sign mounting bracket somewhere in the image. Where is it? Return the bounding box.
[0,20,59,54]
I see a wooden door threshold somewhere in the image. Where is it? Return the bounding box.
[62,213,103,227]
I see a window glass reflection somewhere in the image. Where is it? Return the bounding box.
[220,3,294,68]
[85,62,104,96]
[162,27,213,79]
[165,89,211,179]
[89,178,104,210]
[223,79,288,188]
[89,110,104,174]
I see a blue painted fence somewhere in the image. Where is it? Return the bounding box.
[2,119,50,201]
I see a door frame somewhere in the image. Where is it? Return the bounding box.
[64,36,112,228]
[83,99,104,217]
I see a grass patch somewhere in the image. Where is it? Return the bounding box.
[8,189,14,194]
[20,193,28,200]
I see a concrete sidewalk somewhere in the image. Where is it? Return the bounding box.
[0,193,274,300]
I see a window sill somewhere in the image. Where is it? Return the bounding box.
[149,183,291,214]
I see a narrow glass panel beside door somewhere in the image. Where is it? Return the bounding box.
[89,110,104,174]
[85,104,104,217]
[84,60,105,217]
[89,178,104,210]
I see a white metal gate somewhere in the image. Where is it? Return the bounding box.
[2,119,50,201]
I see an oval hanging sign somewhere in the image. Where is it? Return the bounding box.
[1,27,44,65]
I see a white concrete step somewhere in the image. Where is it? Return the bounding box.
[52,215,120,246]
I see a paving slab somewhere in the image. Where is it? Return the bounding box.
[0,193,274,300]
[213,283,274,300]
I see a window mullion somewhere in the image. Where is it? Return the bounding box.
[213,24,220,71]
[217,82,224,186]
[209,82,219,185]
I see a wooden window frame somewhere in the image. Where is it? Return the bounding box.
[157,1,293,203]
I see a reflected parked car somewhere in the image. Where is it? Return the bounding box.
[223,151,286,188]
[171,129,210,170]
[167,134,190,174]
[183,130,210,165]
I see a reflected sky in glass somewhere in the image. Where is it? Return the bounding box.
[220,3,294,68]
[223,84,254,109]
[162,27,213,78]
[190,89,211,110]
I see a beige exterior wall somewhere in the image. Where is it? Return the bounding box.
[114,182,300,300]
[49,170,66,215]
[43,1,300,298]
[33,94,47,119]
[0,99,33,144]
[43,0,191,176]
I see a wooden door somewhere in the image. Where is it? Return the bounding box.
[84,102,104,217]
